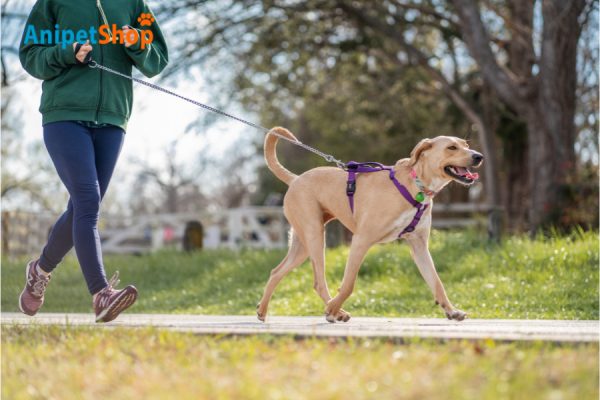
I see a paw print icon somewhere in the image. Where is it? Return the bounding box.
[137,13,155,27]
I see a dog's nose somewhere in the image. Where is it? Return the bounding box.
[472,153,483,165]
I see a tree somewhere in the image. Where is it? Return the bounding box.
[451,0,594,230]
[158,0,598,231]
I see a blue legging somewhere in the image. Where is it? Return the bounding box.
[39,121,124,295]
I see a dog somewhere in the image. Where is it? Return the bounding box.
[256,127,483,323]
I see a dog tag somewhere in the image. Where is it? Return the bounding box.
[415,192,425,202]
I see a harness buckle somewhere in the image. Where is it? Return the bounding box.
[404,226,415,233]
[346,181,356,195]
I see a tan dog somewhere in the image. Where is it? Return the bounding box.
[257,127,483,323]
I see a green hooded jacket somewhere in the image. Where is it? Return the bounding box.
[19,0,169,131]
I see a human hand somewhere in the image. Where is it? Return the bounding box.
[122,26,135,48]
[73,40,93,63]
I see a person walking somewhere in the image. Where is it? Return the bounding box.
[18,0,168,322]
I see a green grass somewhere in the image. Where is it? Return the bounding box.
[2,230,598,319]
[2,325,598,400]
[2,231,598,399]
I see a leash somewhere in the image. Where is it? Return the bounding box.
[85,59,429,235]
[86,60,346,169]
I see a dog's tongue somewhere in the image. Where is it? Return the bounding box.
[455,167,479,180]
[466,171,479,180]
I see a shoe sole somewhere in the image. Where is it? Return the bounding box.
[95,286,138,323]
[18,261,38,316]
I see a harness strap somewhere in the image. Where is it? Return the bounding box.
[388,169,419,207]
[346,169,357,212]
[345,162,429,237]
[346,161,387,213]
[388,168,429,235]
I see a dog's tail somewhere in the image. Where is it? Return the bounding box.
[264,127,298,186]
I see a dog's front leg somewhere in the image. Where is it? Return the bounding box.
[406,233,467,321]
[324,235,372,323]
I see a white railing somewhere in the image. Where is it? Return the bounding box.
[98,207,289,254]
[2,203,496,256]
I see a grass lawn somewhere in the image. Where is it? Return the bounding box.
[2,230,598,399]
[2,230,597,319]
[2,325,598,400]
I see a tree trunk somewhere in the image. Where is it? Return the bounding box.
[499,0,533,231]
[526,0,584,230]
[497,106,529,231]
[453,0,587,232]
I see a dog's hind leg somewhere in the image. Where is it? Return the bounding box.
[256,230,308,321]
[305,224,351,322]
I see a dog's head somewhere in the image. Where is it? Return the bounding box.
[410,136,483,185]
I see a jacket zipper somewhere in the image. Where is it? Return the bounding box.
[94,12,104,124]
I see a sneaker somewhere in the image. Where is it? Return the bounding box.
[19,259,51,316]
[93,272,138,323]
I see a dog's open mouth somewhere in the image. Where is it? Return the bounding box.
[444,165,480,184]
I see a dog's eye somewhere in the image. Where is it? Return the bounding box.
[447,145,457,150]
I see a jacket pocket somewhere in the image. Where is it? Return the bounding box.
[47,65,100,110]
[51,66,72,90]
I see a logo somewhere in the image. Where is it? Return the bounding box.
[23,13,155,50]
[137,13,155,27]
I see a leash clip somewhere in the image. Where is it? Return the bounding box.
[88,60,97,68]
[325,155,346,169]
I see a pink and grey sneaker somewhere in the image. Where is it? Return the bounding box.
[93,272,138,323]
[19,259,51,316]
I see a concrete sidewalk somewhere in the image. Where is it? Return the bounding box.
[2,313,598,342]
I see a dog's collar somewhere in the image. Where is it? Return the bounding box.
[410,169,436,201]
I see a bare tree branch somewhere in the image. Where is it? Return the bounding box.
[389,0,461,30]
[450,0,522,105]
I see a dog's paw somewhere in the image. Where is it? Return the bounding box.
[325,312,336,323]
[445,309,467,321]
[256,303,267,322]
[325,298,347,323]
[336,308,351,322]
[325,309,351,323]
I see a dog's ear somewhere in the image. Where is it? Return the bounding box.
[410,138,433,165]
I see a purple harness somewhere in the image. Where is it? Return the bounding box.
[345,161,429,237]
